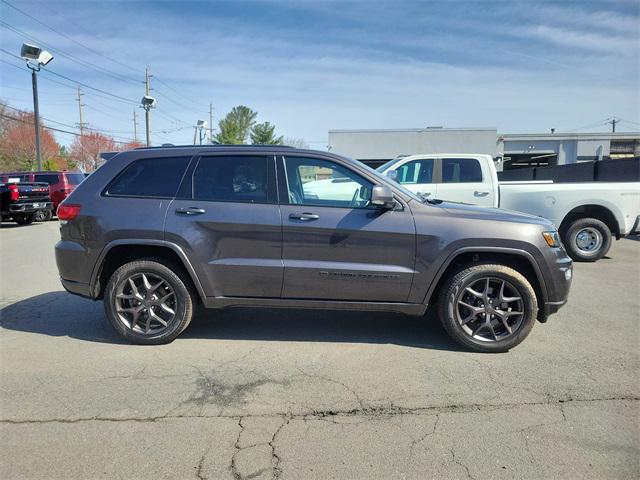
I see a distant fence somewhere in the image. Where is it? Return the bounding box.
[498,157,640,183]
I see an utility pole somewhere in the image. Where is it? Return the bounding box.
[144,66,152,146]
[133,109,138,142]
[76,87,85,136]
[606,117,619,133]
[209,102,213,143]
[76,87,86,169]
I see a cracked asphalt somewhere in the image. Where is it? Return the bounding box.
[1,221,639,479]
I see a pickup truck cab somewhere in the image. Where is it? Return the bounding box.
[55,145,572,352]
[0,181,53,225]
[376,154,640,261]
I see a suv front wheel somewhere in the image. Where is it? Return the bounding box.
[104,259,194,344]
[438,264,538,353]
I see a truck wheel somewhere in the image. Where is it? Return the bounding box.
[437,264,538,353]
[15,213,35,225]
[104,259,194,345]
[34,209,53,222]
[563,218,611,262]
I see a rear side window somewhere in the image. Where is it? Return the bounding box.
[34,173,60,185]
[106,157,190,198]
[192,156,270,203]
[442,158,482,183]
[65,173,86,185]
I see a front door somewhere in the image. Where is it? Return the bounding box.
[165,154,283,298]
[393,157,437,200]
[278,155,416,302]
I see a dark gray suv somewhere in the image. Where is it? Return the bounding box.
[55,145,572,352]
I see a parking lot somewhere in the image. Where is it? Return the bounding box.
[0,220,638,479]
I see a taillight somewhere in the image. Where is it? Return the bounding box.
[9,184,19,201]
[57,204,81,220]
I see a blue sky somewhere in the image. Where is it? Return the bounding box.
[1,0,639,147]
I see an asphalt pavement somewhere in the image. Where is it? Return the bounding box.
[1,221,638,479]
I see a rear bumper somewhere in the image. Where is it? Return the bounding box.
[60,277,92,298]
[55,240,95,298]
[8,201,53,214]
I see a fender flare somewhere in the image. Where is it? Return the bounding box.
[422,246,548,306]
[90,239,207,301]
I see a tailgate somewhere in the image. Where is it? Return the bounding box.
[15,182,51,201]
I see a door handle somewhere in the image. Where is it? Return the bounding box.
[474,191,489,197]
[418,191,431,196]
[289,212,319,221]
[175,207,206,215]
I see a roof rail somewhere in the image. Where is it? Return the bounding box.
[133,144,296,150]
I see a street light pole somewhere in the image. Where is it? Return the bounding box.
[30,66,42,171]
[20,43,53,171]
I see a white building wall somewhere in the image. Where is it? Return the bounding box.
[329,128,497,160]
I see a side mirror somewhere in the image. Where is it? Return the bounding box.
[386,169,398,182]
[370,185,396,209]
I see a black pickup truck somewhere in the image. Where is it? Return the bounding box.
[0,182,53,225]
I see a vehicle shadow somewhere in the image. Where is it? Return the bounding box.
[0,291,463,351]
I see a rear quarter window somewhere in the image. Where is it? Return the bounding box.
[105,156,190,198]
[442,158,483,183]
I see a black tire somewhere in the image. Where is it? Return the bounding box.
[437,264,538,353]
[15,213,35,225]
[104,259,194,345]
[563,218,611,262]
[34,209,53,222]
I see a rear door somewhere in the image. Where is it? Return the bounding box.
[278,155,416,302]
[436,157,494,206]
[164,154,282,298]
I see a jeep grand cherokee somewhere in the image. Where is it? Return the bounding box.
[55,145,572,352]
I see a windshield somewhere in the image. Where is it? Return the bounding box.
[353,158,422,202]
[375,158,399,172]
[66,173,86,185]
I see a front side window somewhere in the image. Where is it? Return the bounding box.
[106,156,190,197]
[34,173,60,185]
[396,159,434,184]
[193,156,269,203]
[442,158,483,183]
[283,156,373,208]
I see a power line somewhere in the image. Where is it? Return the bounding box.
[0,51,138,105]
[3,102,134,142]
[154,77,203,109]
[2,0,141,76]
[0,112,128,144]
[0,19,140,86]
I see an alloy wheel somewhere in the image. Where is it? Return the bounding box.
[114,272,177,335]
[455,277,524,342]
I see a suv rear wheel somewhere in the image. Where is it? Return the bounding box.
[104,259,194,344]
[438,264,538,353]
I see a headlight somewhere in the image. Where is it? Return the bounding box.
[542,231,561,248]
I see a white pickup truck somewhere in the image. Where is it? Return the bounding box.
[372,154,640,261]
